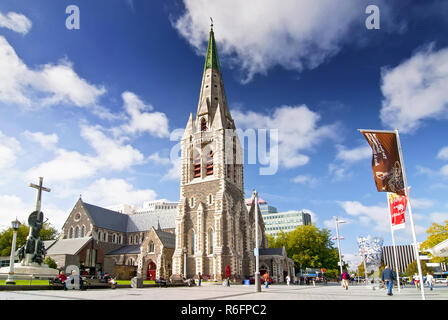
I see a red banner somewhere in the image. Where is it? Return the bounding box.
[388,192,407,230]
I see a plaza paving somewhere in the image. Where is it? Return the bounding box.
[1,282,447,300]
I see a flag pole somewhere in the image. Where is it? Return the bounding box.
[386,193,401,293]
[395,129,425,300]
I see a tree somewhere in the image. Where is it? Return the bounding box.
[405,260,429,277]
[44,256,57,269]
[0,222,59,257]
[268,225,341,274]
[420,220,448,264]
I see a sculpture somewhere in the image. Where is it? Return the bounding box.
[17,210,47,265]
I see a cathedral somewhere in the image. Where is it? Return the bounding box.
[171,24,268,281]
[44,25,294,283]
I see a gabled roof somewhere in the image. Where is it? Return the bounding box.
[259,248,284,256]
[106,245,141,255]
[46,237,92,255]
[126,208,177,233]
[82,202,129,232]
[155,229,176,249]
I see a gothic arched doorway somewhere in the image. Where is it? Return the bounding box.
[147,261,156,280]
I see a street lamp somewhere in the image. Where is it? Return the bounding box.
[253,190,261,292]
[334,217,346,275]
[6,218,21,285]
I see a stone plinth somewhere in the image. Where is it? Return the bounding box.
[0,263,59,279]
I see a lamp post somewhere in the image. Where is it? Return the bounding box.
[253,190,261,292]
[6,218,21,285]
[334,217,346,275]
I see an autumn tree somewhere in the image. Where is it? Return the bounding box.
[420,220,448,264]
[405,260,429,277]
[0,222,59,256]
[268,225,342,275]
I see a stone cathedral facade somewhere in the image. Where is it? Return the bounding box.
[172,26,266,281]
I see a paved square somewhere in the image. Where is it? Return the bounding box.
[1,283,447,300]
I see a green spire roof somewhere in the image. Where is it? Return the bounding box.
[204,27,221,73]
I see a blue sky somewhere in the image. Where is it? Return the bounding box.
[1,0,448,268]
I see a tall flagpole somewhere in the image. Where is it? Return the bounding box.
[386,193,401,293]
[395,129,425,300]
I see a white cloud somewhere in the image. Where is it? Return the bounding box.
[0,11,32,34]
[148,152,181,181]
[23,130,58,150]
[0,131,21,170]
[0,194,67,231]
[233,105,338,169]
[411,198,434,209]
[26,124,145,182]
[335,144,371,163]
[429,212,448,224]
[83,178,157,207]
[0,36,105,108]
[120,91,169,138]
[173,0,390,83]
[338,201,390,232]
[437,146,448,160]
[380,45,448,133]
[292,175,318,186]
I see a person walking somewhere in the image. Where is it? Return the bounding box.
[426,272,434,291]
[286,275,291,286]
[381,266,395,296]
[263,272,270,289]
[341,270,350,290]
[197,272,202,287]
[414,273,420,290]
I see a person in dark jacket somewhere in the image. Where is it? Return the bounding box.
[381,266,395,296]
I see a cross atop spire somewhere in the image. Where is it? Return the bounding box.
[29,177,51,212]
[204,20,221,73]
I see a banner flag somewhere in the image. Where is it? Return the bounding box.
[360,130,405,195]
[387,192,407,230]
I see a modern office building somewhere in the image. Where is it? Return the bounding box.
[245,197,278,215]
[263,210,312,237]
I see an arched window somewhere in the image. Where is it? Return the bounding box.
[209,229,214,254]
[127,258,134,266]
[193,153,201,178]
[149,241,155,253]
[190,230,195,255]
[130,236,133,244]
[135,235,139,244]
[103,232,107,242]
[206,150,214,176]
[118,235,122,244]
[81,225,85,237]
[112,234,116,243]
[200,118,207,131]
[69,227,74,239]
[208,194,214,205]
[75,226,79,238]
[98,231,102,241]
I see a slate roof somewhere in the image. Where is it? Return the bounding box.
[155,229,176,249]
[80,201,177,233]
[46,237,92,255]
[82,202,129,232]
[106,245,141,255]
[126,209,177,233]
[259,248,284,256]
[43,240,57,251]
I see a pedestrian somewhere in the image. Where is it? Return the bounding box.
[426,272,434,291]
[381,266,395,296]
[286,275,291,286]
[414,273,420,290]
[263,272,270,288]
[197,272,202,287]
[341,270,350,290]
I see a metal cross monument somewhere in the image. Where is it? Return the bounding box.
[29,177,51,212]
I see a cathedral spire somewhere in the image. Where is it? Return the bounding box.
[204,19,221,73]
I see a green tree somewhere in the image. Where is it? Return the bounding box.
[268,225,340,274]
[405,260,429,277]
[0,222,59,256]
[420,220,448,264]
[44,256,57,269]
